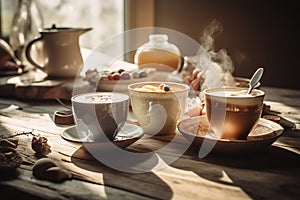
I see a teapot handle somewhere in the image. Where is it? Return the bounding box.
[25,37,43,70]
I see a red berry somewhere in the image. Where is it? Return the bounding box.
[120,72,131,80]
[159,84,165,90]
[113,73,121,80]
[107,74,114,80]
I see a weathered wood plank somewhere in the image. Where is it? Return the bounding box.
[1,168,153,200]
[0,86,299,199]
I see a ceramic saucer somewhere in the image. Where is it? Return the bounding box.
[61,123,144,149]
[177,115,284,156]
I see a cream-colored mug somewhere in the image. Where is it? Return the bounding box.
[128,82,189,135]
[26,25,92,78]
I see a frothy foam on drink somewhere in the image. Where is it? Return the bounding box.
[211,90,261,98]
[205,88,265,140]
[205,88,265,107]
[73,93,128,104]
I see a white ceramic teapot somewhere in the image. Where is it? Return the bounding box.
[26,25,92,78]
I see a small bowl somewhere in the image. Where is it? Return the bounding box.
[97,76,151,94]
[97,68,155,94]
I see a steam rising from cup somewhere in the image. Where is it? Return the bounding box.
[194,19,236,90]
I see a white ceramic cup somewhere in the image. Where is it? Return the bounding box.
[71,92,129,142]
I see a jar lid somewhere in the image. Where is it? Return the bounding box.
[149,34,168,42]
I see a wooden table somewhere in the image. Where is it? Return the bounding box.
[0,86,299,200]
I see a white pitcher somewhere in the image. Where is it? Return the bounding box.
[26,25,92,78]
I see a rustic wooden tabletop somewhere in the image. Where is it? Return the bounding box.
[0,85,299,200]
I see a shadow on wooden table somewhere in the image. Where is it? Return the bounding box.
[171,144,300,199]
[0,169,19,181]
[70,146,174,200]
[198,145,300,170]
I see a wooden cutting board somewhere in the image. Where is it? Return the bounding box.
[0,69,93,100]
[0,48,141,101]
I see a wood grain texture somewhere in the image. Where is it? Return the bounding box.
[0,86,299,199]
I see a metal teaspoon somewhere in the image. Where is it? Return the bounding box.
[247,67,264,94]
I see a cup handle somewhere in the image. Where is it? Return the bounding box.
[25,37,43,70]
[142,102,167,134]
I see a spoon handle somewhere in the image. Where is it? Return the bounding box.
[247,68,264,94]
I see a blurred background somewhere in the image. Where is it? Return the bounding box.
[1,0,299,89]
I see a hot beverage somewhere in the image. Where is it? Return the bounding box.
[128,82,189,135]
[204,87,265,140]
[71,92,129,142]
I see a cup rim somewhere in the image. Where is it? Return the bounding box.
[71,92,129,104]
[128,81,190,94]
[203,87,265,98]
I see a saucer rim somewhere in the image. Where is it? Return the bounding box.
[177,115,284,143]
[61,123,144,143]
[177,115,285,155]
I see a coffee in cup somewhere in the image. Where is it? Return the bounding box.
[71,92,129,142]
[204,87,265,140]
